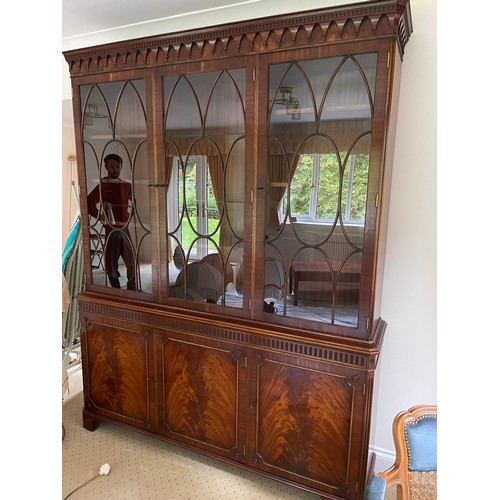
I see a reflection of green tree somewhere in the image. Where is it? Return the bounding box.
[290,155,312,216]
[317,154,340,219]
[180,158,219,251]
[344,153,369,221]
[290,153,368,222]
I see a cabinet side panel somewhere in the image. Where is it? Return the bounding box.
[373,42,403,321]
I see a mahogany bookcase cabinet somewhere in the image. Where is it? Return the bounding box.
[64,1,412,498]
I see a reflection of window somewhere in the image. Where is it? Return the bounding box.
[289,153,368,225]
[170,156,220,258]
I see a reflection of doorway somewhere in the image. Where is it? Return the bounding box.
[172,156,219,260]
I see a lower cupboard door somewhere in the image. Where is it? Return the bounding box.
[83,322,153,430]
[249,350,368,499]
[157,330,247,461]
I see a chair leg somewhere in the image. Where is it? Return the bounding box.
[396,484,404,500]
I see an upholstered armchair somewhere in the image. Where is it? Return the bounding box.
[365,405,437,500]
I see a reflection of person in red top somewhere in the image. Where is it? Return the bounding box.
[87,154,136,290]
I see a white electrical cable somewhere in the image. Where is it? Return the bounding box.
[63,464,111,499]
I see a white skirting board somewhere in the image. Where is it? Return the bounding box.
[369,446,396,472]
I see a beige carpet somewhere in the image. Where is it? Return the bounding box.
[62,366,396,499]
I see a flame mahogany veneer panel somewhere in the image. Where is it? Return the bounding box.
[160,338,239,451]
[256,360,352,484]
[84,323,151,427]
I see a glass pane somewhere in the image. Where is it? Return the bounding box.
[81,80,152,294]
[342,152,369,224]
[205,70,246,136]
[165,76,203,138]
[265,136,289,239]
[317,153,341,220]
[265,53,376,327]
[289,135,339,245]
[290,154,312,219]
[226,138,245,240]
[264,244,286,316]
[183,156,198,254]
[164,69,246,309]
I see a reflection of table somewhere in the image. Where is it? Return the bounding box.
[289,261,361,305]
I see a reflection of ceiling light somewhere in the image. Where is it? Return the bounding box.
[274,86,301,120]
[84,103,109,127]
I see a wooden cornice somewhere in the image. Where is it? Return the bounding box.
[64,0,412,77]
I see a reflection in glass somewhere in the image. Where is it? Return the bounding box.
[265,54,376,327]
[80,80,152,293]
[264,244,286,316]
[164,69,246,308]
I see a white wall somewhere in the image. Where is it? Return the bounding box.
[372,0,437,467]
[61,0,437,468]
[62,102,78,248]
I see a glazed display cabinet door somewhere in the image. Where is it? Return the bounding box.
[156,330,248,462]
[249,350,368,499]
[81,321,154,432]
[79,78,154,296]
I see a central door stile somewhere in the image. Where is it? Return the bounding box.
[148,69,168,303]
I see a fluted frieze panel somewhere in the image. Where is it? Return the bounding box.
[64,0,412,77]
[78,297,383,371]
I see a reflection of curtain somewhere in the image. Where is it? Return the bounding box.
[266,155,287,231]
[207,156,231,256]
[165,155,174,261]
[268,120,372,155]
[167,136,238,156]
[266,154,299,230]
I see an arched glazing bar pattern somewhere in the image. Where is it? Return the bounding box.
[163,68,246,308]
[80,79,152,294]
[265,53,377,327]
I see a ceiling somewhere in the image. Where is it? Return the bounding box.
[62,0,255,39]
[61,0,369,125]
[62,0,363,50]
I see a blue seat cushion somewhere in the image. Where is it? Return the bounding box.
[364,474,386,500]
[406,417,437,471]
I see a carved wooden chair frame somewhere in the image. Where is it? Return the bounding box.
[379,404,437,500]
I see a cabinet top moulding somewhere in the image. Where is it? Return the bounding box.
[63,0,412,77]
